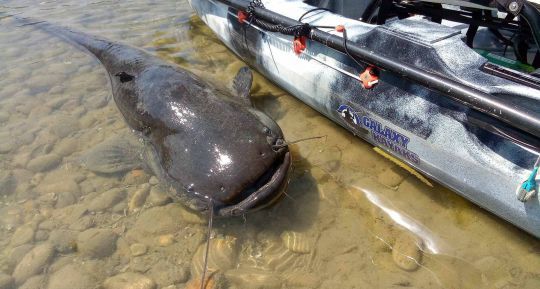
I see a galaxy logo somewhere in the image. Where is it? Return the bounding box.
[337,104,420,164]
[337,104,361,126]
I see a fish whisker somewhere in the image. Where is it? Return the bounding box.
[272,135,327,149]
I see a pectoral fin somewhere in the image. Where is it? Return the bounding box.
[232,66,253,106]
[79,134,144,174]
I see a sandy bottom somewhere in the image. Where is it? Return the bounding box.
[0,1,538,289]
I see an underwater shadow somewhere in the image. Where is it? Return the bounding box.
[216,147,321,236]
[251,92,288,122]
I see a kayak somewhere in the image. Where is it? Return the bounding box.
[188,0,540,237]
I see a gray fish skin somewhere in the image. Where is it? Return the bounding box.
[21,18,291,216]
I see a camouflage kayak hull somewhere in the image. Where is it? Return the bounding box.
[189,0,540,237]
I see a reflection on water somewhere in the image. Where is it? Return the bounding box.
[0,1,539,289]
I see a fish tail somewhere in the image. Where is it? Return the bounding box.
[7,14,154,74]
[9,15,112,58]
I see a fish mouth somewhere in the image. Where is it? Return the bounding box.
[217,151,291,217]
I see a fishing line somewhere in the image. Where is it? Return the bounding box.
[199,199,214,289]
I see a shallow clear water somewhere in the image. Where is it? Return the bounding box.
[0,1,539,289]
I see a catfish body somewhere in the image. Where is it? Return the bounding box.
[23,19,291,216]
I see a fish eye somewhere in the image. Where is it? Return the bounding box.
[263,127,271,135]
[142,127,151,136]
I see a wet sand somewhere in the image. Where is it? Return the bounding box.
[0,1,539,289]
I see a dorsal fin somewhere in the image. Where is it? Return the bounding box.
[232,66,253,106]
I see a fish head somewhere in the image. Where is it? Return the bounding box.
[155,97,291,217]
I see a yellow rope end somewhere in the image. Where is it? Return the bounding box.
[373,147,433,187]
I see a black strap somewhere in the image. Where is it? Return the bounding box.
[466,10,483,48]
[487,11,515,47]
[514,34,530,64]
[532,51,540,68]
[376,0,394,25]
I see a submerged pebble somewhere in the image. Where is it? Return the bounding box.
[178,206,205,224]
[0,274,14,289]
[283,271,321,288]
[10,225,35,247]
[30,73,65,91]
[77,228,118,258]
[47,263,98,289]
[0,171,16,196]
[0,140,15,154]
[12,243,55,285]
[129,243,147,256]
[129,256,152,273]
[68,215,95,231]
[185,273,223,289]
[148,260,189,287]
[79,113,97,128]
[28,105,52,119]
[18,275,45,289]
[36,178,80,197]
[17,131,37,146]
[259,239,300,272]
[0,139,16,154]
[49,115,79,138]
[49,229,78,253]
[280,231,312,254]
[38,192,57,207]
[128,184,150,213]
[157,234,174,247]
[123,169,150,185]
[30,173,46,187]
[85,93,109,110]
[55,191,77,208]
[191,236,238,277]
[53,137,79,157]
[225,267,281,289]
[34,230,49,241]
[129,204,190,236]
[16,102,34,116]
[7,244,33,268]
[26,154,62,172]
[45,95,68,109]
[8,65,30,78]
[148,176,159,185]
[392,231,423,271]
[112,201,127,213]
[0,111,10,122]
[146,186,172,207]
[87,188,125,212]
[103,272,156,289]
